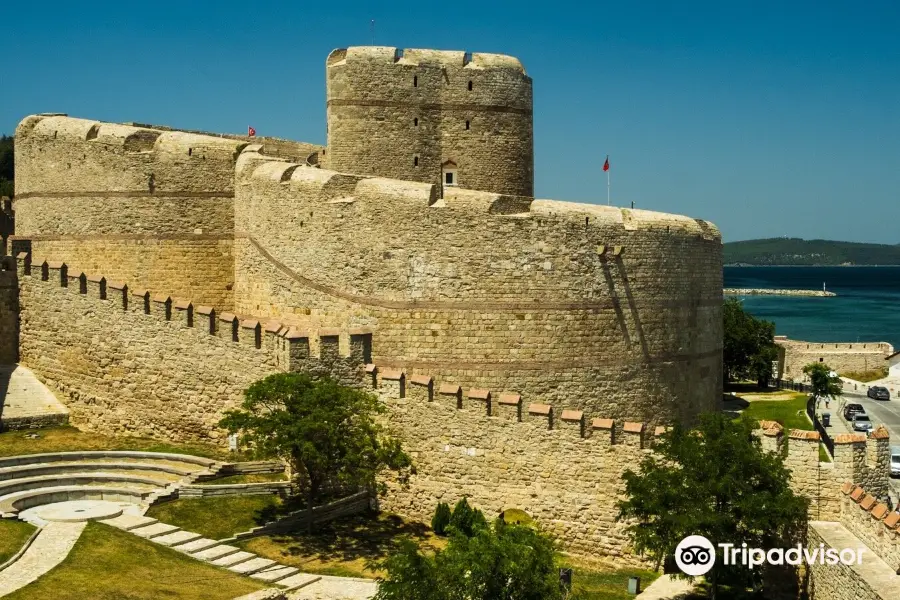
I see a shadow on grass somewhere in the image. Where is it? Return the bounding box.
[724,382,778,394]
[264,511,432,564]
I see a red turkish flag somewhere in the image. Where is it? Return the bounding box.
[248,126,256,137]
[603,156,609,172]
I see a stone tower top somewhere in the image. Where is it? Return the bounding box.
[325,46,534,198]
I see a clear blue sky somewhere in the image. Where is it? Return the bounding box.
[3,1,898,243]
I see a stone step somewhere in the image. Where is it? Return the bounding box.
[229,557,276,575]
[250,565,300,583]
[278,573,322,591]
[97,514,158,531]
[211,551,256,568]
[251,566,300,582]
[173,537,220,554]
[153,530,202,547]
[130,522,180,539]
[193,544,242,562]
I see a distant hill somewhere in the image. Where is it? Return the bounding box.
[724,238,900,266]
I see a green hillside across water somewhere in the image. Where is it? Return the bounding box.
[725,238,900,266]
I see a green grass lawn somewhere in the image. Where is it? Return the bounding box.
[0,425,246,461]
[736,391,832,462]
[562,563,659,600]
[739,392,810,431]
[3,523,266,600]
[0,519,37,565]
[205,472,287,485]
[146,495,284,540]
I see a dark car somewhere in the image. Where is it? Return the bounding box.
[844,403,865,421]
[867,386,891,401]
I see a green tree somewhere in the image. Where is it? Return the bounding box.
[0,135,13,197]
[431,502,452,536]
[723,297,778,386]
[617,413,808,599]
[374,516,566,600]
[447,498,487,537]
[802,362,843,401]
[219,373,412,521]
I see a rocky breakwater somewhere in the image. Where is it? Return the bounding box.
[723,288,837,297]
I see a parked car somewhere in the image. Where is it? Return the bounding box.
[852,414,874,433]
[891,446,900,478]
[844,403,865,421]
[867,386,891,401]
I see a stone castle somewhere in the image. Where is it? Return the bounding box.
[2,47,900,597]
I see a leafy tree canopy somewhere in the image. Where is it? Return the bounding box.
[723,297,778,385]
[802,362,843,400]
[374,515,566,600]
[617,413,807,598]
[219,373,412,507]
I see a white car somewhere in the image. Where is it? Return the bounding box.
[892,447,900,478]
[852,414,874,433]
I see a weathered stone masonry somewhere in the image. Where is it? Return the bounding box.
[14,254,367,442]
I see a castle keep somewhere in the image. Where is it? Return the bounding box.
[3,46,725,560]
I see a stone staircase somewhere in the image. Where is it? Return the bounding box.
[99,513,329,591]
[0,365,69,431]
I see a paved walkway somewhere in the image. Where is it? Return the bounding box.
[635,574,695,600]
[810,521,900,598]
[0,521,86,596]
[0,365,69,430]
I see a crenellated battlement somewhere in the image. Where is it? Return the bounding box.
[838,483,900,570]
[21,114,248,159]
[327,47,526,74]
[15,253,370,374]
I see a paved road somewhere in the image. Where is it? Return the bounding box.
[834,385,900,499]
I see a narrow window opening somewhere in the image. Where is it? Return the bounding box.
[413,75,418,87]
[468,80,473,91]
[414,156,419,167]
[188,148,192,156]
[465,120,470,130]
[414,118,418,126]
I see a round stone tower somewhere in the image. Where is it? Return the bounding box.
[325,46,534,197]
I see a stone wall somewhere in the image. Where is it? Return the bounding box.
[15,255,367,442]
[838,484,900,570]
[757,423,890,522]
[13,114,246,308]
[0,197,13,255]
[0,257,17,364]
[806,524,888,600]
[373,368,658,561]
[776,338,894,380]
[233,152,723,428]
[325,47,534,197]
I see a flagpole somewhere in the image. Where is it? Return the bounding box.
[606,160,610,206]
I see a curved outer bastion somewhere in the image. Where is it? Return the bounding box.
[325,47,534,197]
[234,150,723,427]
[14,114,247,307]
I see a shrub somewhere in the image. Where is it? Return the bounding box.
[447,498,487,538]
[431,502,451,536]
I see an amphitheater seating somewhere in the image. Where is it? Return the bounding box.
[0,451,222,519]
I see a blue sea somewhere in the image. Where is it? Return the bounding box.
[724,267,900,349]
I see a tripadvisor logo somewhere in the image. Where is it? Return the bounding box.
[674,535,867,576]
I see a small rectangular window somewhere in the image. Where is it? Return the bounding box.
[445,172,454,185]
[414,76,418,87]
[414,156,419,167]
[465,120,470,130]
